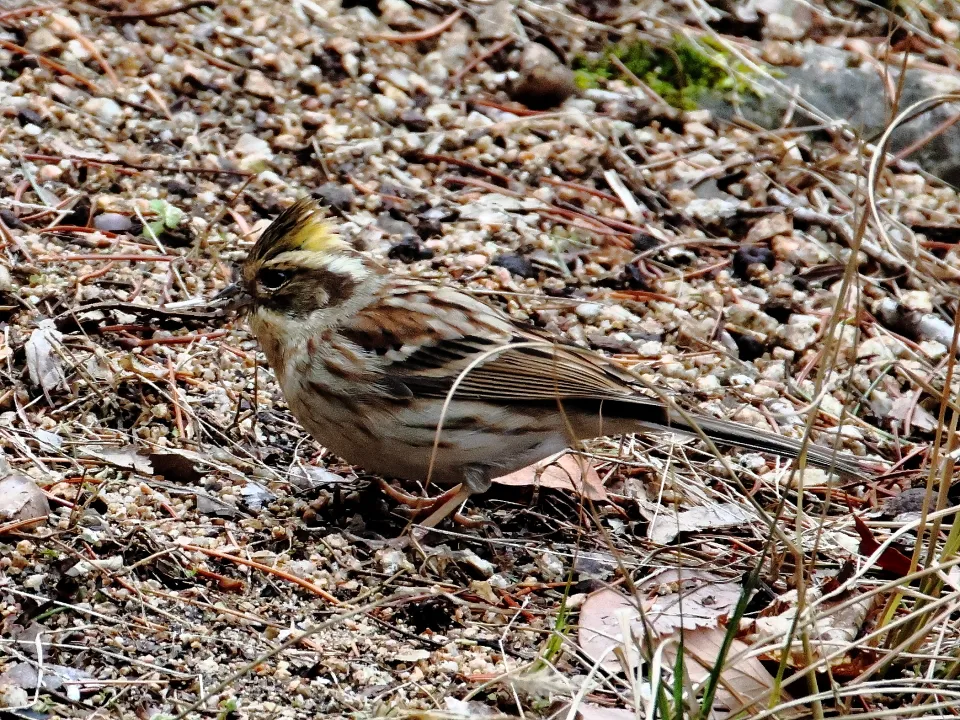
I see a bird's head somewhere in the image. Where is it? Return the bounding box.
[215,198,377,327]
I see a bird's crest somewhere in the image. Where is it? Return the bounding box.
[247,197,346,265]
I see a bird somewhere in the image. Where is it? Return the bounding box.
[217,198,867,526]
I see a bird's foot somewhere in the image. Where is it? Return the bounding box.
[377,478,478,527]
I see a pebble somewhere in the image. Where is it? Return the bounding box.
[65,38,91,62]
[765,12,806,40]
[373,94,398,118]
[779,315,819,351]
[746,213,792,243]
[901,290,933,313]
[49,11,81,36]
[234,133,273,172]
[856,336,899,360]
[26,28,62,54]
[696,375,722,392]
[919,340,947,360]
[461,253,488,270]
[492,254,536,279]
[684,121,715,139]
[575,303,603,321]
[933,17,960,41]
[599,304,641,327]
[244,71,277,98]
[37,164,60,181]
[781,467,835,488]
[84,97,123,126]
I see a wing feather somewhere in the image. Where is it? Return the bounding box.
[339,280,636,402]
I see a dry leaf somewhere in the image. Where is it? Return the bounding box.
[149,450,205,484]
[81,446,154,474]
[886,394,937,433]
[0,475,50,531]
[577,705,634,720]
[851,513,913,576]
[578,588,641,671]
[579,569,743,670]
[150,447,247,481]
[25,319,66,401]
[0,661,95,702]
[663,626,791,718]
[637,568,743,636]
[493,452,606,500]
[578,573,789,718]
[648,503,755,545]
[749,587,875,668]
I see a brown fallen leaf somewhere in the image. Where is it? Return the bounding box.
[851,513,913,576]
[493,452,606,501]
[0,475,50,532]
[664,626,793,718]
[748,586,875,670]
[648,503,756,545]
[578,569,743,671]
[578,572,792,718]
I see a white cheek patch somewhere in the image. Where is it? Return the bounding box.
[322,254,369,281]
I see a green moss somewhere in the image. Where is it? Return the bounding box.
[572,36,758,110]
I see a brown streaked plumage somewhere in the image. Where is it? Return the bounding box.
[229,198,869,526]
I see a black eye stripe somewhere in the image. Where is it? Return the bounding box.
[254,267,358,318]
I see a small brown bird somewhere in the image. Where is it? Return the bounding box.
[220,199,865,525]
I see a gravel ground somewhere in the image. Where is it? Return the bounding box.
[1,0,960,718]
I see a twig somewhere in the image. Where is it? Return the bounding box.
[893,110,960,163]
[179,544,341,605]
[417,152,512,187]
[470,96,546,117]
[22,153,252,177]
[36,254,177,262]
[167,357,186,439]
[0,39,99,93]
[118,330,227,348]
[540,176,621,205]
[0,515,48,535]
[42,226,119,238]
[69,33,120,88]
[0,5,58,24]
[175,39,247,71]
[366,9,463,42]
[96,0,217,22]
[77,260,118,284]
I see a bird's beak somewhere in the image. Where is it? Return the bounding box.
[210,282,252,314]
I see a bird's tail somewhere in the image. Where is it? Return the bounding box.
[595,396,867,479]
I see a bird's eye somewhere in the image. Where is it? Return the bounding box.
[259,269,292,290]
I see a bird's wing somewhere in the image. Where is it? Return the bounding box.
[340,281,637,402]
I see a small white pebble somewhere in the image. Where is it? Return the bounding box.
[696,375,721,393]
[575,303,603,321]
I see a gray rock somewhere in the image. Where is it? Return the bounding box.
[701,46,960,183]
